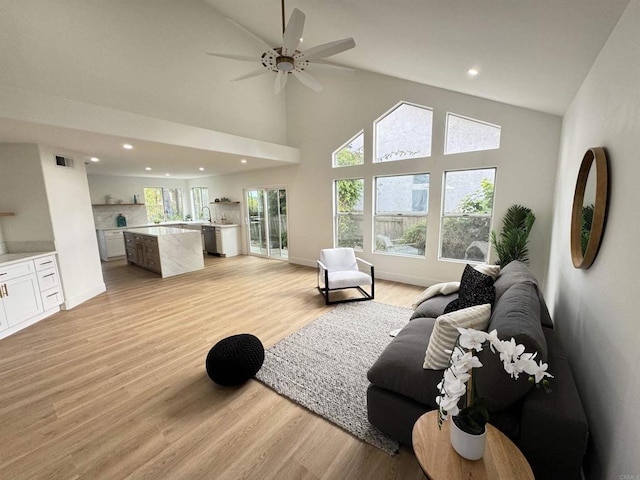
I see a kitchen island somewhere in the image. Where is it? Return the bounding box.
[123,227,204,278]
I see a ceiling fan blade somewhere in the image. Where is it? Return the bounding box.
[274,71,288,94]
[282,8,305,56]
[226,17,273,52]
[298,38,355,61]
[292,70,323,92]
[306,61,355,73]
[233,68,270,81]
[206,52,260,63]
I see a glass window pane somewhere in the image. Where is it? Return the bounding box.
[446,113,501,154]
[163,188,184,220]
[441,217,492,261]
[333,131,364,167]
[192,187,209,220]
[374,174,428,257]
[144,187,164,222]
[375,103,433,162]
[443,169,495,215]
[336,178,364,250]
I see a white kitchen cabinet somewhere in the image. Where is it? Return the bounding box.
[0,253,64,339]
[0,260,44,328]
[215,226,241,257]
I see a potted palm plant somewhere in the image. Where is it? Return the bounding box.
[490,204,536,266]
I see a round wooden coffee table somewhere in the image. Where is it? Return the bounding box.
[412,411,534,480]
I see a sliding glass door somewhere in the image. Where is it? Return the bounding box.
[245,187,288,260]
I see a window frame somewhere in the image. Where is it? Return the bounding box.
[191,187,209,220]
[373,172,429,257]
[439,167,497,263]
[373,101,434,163]
[143,186,184,223]
[332,130,365,168]
[334,177,365,251]
[444,112,502,155]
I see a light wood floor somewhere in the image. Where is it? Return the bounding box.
[0,255,426,480]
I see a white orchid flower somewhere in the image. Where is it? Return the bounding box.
[484,329,500,352]
[451,351,483,371]
[436,395,460,418]
[457,327,489,352]
[498,338,525,364]
[525,360,554,383]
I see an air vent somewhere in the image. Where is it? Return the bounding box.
[55,155,74,168]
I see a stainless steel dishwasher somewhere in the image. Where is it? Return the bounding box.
[202,225,218,255]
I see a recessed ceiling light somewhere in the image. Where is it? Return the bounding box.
[123,144,133,150]
[240,159,248,164]
[145,167,152,171]
[165,173,170,176]
[199,167,205,171]
[468,68,479,77]
[90,157,100,162]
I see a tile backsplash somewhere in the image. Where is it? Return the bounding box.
[93,205,149,229]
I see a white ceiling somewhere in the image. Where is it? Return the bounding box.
[0,0,631,179]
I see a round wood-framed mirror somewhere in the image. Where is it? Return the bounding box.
[571,147,609,269]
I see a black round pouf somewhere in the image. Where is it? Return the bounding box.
[206,334,265,386]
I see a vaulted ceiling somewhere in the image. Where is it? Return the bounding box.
[0,0,631,178]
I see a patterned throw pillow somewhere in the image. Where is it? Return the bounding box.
[443,264,496,314]
[423,303,492,369]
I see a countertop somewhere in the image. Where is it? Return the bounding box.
[123,227,201,237]
[0,251,56,268]
[97,221,238,232]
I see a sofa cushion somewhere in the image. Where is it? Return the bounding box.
[444,264,495,314]
[411,281,460,310]
[475,282,548,411]
[410,292,458,320]
[423,303,492,369]
[493,261,554,328]
[367,318,443,409]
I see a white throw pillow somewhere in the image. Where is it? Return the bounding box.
[412,281,461,310]
[473,264,500,280]
[423,303,492,370]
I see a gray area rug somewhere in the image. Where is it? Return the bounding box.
[255,301,411,455]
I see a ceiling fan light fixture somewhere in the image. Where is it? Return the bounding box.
[276,56,295,71]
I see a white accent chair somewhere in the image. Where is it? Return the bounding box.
[316,248,374,305]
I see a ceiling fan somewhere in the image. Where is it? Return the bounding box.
[207,0,356,94]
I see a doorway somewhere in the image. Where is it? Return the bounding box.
[245,187,288,260]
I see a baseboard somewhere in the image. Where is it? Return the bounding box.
[62,282,106,310]
[0,306,61,341]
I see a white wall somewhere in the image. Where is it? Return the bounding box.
[0,144,55,251]
[546,1,640,478]
[284,70,561,285]
[39,146,106,308]
[191,70,562,287]
[0,0,287,144]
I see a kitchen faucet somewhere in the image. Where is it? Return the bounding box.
[201,206,212,223]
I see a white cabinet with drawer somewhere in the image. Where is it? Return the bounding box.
[0,253,64,339]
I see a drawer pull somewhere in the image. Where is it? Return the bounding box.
[43,273,55,278]
[46,292,59,298]
[2,284,8,297]
[0,273,6,276]
[39,260,53,266]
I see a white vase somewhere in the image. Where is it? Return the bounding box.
[450,418,487,460]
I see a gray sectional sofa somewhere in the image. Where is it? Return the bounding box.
[366,261,589,480]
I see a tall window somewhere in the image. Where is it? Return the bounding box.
[144,187,184,222]
[335,178,364,250]
[445,113,501,154]
[375,102,433,162]
[333,131,364,167]
[374,174,428,256]
[440,168,496,262]
[191,187,209,220]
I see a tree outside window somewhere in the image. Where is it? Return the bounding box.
[440,169,496,262]
[191,187,209,220]
[144,187,184,222]
[335,178,364,250]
